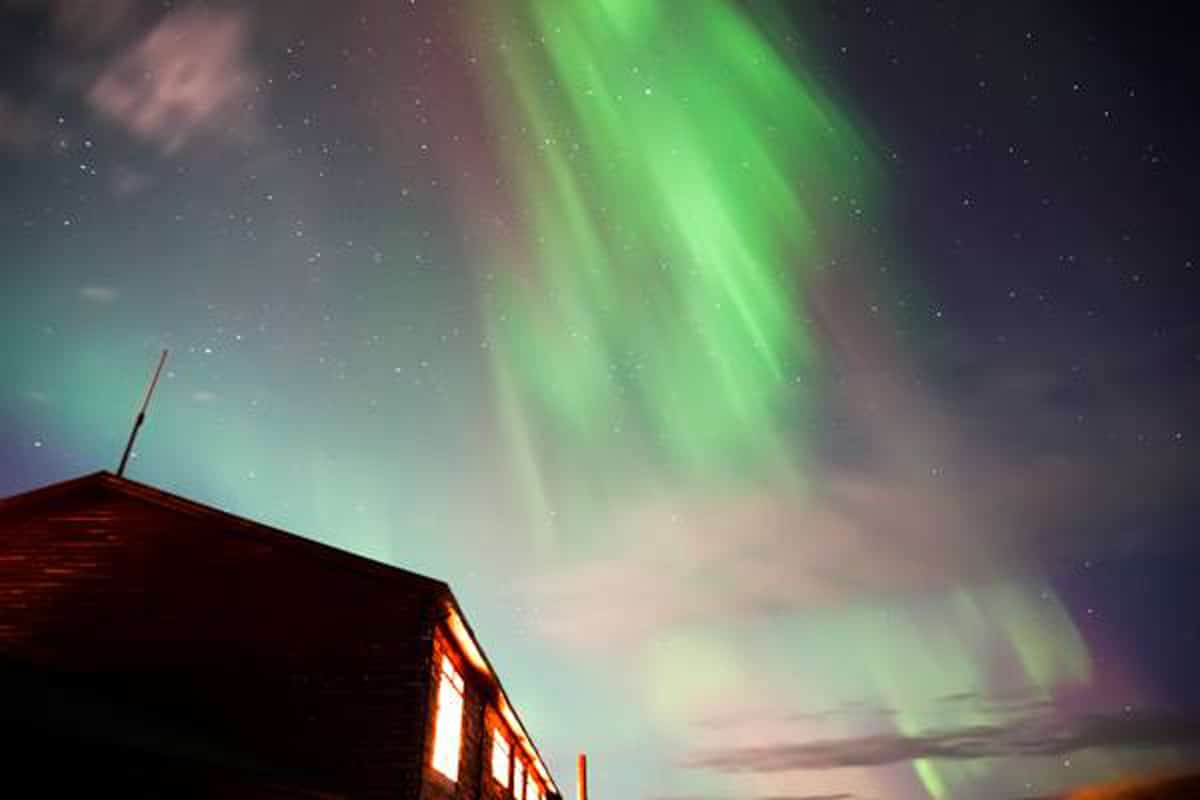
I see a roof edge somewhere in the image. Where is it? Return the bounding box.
[2,472,559,791]
[1,471,449,595]
[439,591,561,796]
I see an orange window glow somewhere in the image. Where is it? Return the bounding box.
[492,731,511,788]
[514,758,526,800]
[431,656,464,781]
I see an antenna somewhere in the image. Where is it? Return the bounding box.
[116,349,168,477]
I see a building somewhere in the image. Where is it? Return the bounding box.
[0,471,561,800]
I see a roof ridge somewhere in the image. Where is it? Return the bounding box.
[1,471,448,593]
[1,471,560,794]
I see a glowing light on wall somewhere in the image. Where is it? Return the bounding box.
[515,758,527,800]
[492,730,512,787]
[432,656,465,781]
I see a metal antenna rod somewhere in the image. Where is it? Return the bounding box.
[117,349,168,477]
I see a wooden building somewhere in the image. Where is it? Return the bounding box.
[0,471,562,800]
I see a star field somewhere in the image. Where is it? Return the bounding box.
[2,2,1199,799]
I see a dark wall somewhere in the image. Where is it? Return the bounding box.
[0,718,346,798]
[0,483,439,799]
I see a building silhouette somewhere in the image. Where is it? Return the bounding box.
[0,471,561,800]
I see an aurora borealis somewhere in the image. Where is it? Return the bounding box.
[477,0,870,480]
[466,0,878,579]
[3,1,1199,798]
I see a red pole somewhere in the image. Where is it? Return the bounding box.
[577,753,588,800]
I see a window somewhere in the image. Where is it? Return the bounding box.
[491,731,511,788]
[514,758,526,800]
[431,656,464,781]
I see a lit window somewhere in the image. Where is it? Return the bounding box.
[491,731,511,788]
[514,759,526,800]
[431,656,464,781]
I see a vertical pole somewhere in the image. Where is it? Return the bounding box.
[117,349,168,477]
[577,753,588,800]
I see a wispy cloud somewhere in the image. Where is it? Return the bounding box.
[79,285,119,303]
[4,2,264,157]
[108,164,155,198]
[685,709,1200,773]
[87,5,260,154]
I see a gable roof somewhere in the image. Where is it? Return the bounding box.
[1,471,560,797]
[1,471,448,593]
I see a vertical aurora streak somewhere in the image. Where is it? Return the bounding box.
[474,0,873,493]
[7,1,1192,798]
[461,3,1098,797]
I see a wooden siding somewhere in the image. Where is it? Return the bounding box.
[0,479,441,799]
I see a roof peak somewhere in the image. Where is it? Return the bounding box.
[1,470,560,795]
[1,470,448,593]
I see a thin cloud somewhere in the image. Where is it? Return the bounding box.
[108,165,154,198]
[695,703,897,732]
[4,2,264,158]
[87,5,260,154]
[79,286,119,303]
[685,709,1200,773]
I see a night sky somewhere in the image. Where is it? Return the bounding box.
[2,2,1199,799]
